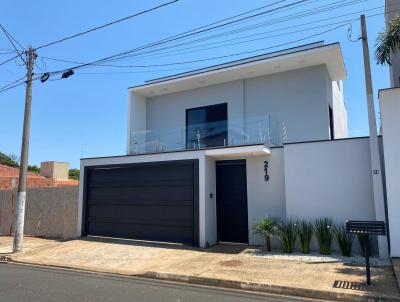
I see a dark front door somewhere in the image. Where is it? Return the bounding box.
[83,160,199,245]
[216,160,248,244]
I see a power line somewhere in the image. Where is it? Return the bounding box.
[45,23,351,80]
[0,10,381,93]
[106,0,368,63]
[41,0,374,72]
[42,0,316,75]
[42,19,359,69]
[0,24,26,64]
[0,1,388,91]
[0,54,22,67]
[101,0,374,64]
[0,79,26,93]
[35,0,180,50]
[0,25,25,50]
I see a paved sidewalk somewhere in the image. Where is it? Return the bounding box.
[1,236,399,301]
[394,258,400,289]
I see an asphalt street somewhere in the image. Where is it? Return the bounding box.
[0,262,329,302]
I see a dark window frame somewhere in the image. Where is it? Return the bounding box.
[185,103,228,149]
[329,106,335,140]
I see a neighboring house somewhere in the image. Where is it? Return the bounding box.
[0,163,78,189]
[385,0,400,87]
[79,41,379,251]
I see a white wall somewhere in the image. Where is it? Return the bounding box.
[284,138,376,224]
[246,149,286,245]
[204,156,217,246]
[128,91,147,153]
[245,65,331,143]
[379,88,400,257]
[332,81,348,138]
[129,65,348,150]
[146,80,245,150]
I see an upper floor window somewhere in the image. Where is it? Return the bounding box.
[186,103,227,149]
[329,106,335,140]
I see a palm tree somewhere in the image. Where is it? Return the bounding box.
[375,14,400,65]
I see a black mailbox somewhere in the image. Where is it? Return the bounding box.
[345,220,386,286]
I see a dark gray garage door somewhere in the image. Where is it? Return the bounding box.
[83,160,199,245]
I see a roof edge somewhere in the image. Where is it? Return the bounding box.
[128,41,343,91]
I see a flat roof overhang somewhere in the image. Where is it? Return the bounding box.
[130,42,346,97]
[204,145,270,159]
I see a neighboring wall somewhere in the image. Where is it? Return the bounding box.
[385,0,400,87]
[379,88,400,257]
[0,186,79,239]
[284,138,375,224]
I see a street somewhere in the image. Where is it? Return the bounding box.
[0,263,326,302]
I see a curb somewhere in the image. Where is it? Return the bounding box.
[140,271,400,302]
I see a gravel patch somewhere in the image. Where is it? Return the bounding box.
[244,249,391,266]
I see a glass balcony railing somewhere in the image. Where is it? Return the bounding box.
[129,115,287,155]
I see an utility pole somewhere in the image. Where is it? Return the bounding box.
[13,47,36,253]
[360,15,388,258]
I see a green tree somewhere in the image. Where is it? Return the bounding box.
[0,152,19,167]
[253,217,279,252]
[69,169,80,180]
[27,165,40,174]
[375,15,400,65]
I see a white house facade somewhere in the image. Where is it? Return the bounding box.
[79,42,393,257]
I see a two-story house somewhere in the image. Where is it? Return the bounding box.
[79,41,349,248]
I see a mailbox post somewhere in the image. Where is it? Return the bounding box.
[345,220,386,286]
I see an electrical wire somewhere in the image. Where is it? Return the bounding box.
[0,1,389,92]
[42,0,317,75]
[101,0,369,64]
[45,23,351,78]
[42,0,376,73]
[0,24,26,64]
[42,19,360,69]
[43,0,365,65]
[0,75,27,92]
[34,0,180,50]
[0,54,22,67]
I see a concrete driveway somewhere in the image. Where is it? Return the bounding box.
[1,236,399,301]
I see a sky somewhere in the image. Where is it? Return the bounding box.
[0,0,391,169]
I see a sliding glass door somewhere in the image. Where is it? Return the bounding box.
[186,103,227,149]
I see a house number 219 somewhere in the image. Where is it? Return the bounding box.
[264,160,269,181]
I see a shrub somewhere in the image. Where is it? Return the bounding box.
[357,234,376,257]
[278,219,297,253]
[252,217,279,252]
[315,218,333,255]
[334,225,354,257]
[297,220,313,254]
